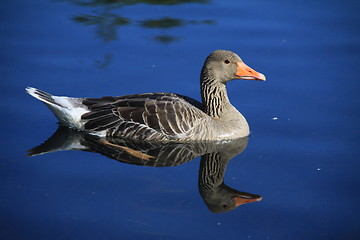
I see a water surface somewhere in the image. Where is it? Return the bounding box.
[1,0,360,239]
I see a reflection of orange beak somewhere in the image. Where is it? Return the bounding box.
[236,62,266,81]
[233,195,263,207]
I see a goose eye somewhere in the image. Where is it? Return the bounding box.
[224,59,231,64]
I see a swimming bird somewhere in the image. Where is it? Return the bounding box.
[26,50,265,142]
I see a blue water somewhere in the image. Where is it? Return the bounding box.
[2,0,360,239]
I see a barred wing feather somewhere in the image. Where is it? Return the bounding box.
[81,93,206,140]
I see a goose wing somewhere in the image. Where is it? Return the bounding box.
[81,93,207,140]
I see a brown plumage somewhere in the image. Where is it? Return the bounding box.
[81,93,205,141]
[26,50,265,141]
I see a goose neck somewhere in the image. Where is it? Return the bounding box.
[200,75,232,118]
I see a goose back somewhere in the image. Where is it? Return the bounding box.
[81,93,208,141]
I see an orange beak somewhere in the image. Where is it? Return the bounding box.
[236,61,266,81]
[233,195,263,207]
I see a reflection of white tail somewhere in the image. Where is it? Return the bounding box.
[27,127,88,156]
[26,87,89,130]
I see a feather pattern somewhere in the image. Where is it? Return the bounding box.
[81,93,207,141]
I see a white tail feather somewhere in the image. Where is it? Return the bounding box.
[26,87,89,130]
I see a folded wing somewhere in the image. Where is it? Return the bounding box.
[81,93,206,140]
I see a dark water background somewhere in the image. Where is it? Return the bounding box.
[1,0,360,239]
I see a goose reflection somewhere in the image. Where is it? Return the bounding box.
[28,127,261,213]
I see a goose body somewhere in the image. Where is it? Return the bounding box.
[26,50,265,142]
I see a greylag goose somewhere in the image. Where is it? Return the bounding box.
[26,50,265,141]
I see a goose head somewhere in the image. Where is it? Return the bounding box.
[201,50,266,83]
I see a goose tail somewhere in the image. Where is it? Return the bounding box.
[26,87,88,130]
